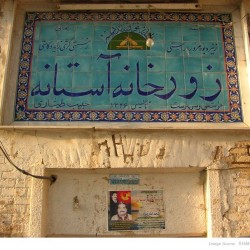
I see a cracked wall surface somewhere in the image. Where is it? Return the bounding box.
[0,129,250,236]
[0,0,250,237]
[220,142,250,237]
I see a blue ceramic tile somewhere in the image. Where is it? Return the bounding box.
[56,22,75,40]
[55,56,74,72]
[68,95,92,110]
[147,57,166,72]
[216,27,223,42]
[148,24,165,41]
[92,40,110,56]
[147,72,166,88]
[217,42,225,56]
[146,41,165,56]
[73,56,93,72]
[182,23,200,42]
[34,55,55,72]
[128,90,146,106]
[30,56,38,72]
[15,12,242,122]
[111,55,129,72]
[185,73,203,90]
[109,22,149,41]
[167,94,187,109]
[129,55,147,72]
[200,26,217,42]
[94,24,111,42]
[111,72,132,90]
[27,96,34,109]
[130,69,147,92]
[165,57,184,72]
[208,90,227,108]
[46,96,69,110]
[37,40,59,56]
[197,42,219,57]
[219,73,227,90]
[111,95,129,111]
[32,96,46,109]
[34,24,41,41]
[165,23,182,41]
[182,42,206,57]
[202,88,227,107]
[75,24,94,40]
[28,72,38,94]
[72,72,92,90]
[91,91,110,106]
[40,23,58,40]
[220,90,230,110]
[56,41,75,56]
[203,72,224,90]
[166,72,185,92]
[55,71,73,90]
[36,70,55,89]
[148,94,167,110]
[128,50,145,58]
[202,57,224,72]
[32,42,40,56]
[165,41,183,57]
[184,57,202,72]
[73,38,92,55]
[92,56,109,71]
[127,92,148,110]
[185,88,206,107]
[92,71,108,88]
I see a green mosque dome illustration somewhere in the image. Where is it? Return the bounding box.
[108,32,149,50]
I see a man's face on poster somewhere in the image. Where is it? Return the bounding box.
[117,203,127,217]
[112,193,117,203]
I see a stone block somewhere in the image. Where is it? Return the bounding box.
[15,179,27,188]
[237,204,250,213]
[239,171,250,179]
[234,155,250,163]
[0,179,15,188]
[15,188,28,197]
[237,187,250,196]
[1,188,15,197]
[229,147,248,155]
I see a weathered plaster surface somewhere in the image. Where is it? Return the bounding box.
[46,171,206,237]
[0,0,16,122]
[0,130,242,170]
[0,129,249,236]
[0,0,250,238]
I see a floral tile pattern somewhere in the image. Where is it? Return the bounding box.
[15,12,242,122]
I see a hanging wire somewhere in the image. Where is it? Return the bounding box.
[0,141,57,184]
[146,4,154,48]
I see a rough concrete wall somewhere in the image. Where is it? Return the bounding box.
[0,130,249,236]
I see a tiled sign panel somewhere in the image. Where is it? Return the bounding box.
[15,12,242,122]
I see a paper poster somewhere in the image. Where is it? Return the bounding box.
[108,190,165,231]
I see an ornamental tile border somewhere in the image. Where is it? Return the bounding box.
[15,12,242,122]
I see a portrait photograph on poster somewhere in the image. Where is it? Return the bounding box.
[108,190,165,231]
